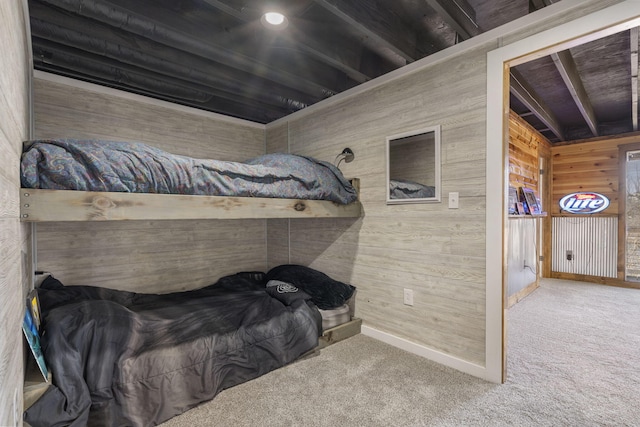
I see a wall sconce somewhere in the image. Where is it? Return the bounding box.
[335,147,355,168]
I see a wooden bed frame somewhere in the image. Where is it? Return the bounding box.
[19,179,361,222]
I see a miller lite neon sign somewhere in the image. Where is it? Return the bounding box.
[559,192,610,214]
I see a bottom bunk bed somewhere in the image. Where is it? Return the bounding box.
[24,265,358,427]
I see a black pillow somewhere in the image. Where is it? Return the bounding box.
[265,280,312,306]
[265,265,355,310]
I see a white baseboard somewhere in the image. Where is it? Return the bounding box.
[361,325,491,381]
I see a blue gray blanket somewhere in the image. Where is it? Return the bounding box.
[21,139,358,204]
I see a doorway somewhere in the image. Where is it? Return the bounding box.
[486,1,640,383]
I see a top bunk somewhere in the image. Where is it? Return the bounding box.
[19,139,362,222]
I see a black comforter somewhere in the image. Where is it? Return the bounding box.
[24,273,322,427]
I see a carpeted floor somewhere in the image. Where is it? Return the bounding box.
[161,279,640,426]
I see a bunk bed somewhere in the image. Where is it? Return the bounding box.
[24,265,359,426]
[20,139,362,425]
[19,139,362,221]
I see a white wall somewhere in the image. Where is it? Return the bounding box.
[0,0,32,424]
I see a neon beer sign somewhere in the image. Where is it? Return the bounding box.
[559,192,610,214]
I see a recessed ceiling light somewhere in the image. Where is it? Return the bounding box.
[261,12,288,29]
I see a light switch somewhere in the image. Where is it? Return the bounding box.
[448,192,459,209]
[403,288,414,306]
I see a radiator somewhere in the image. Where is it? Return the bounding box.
[552,216,617,278]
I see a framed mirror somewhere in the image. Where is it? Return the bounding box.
[386,125,441,204]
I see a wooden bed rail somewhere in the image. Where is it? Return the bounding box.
[20,187,362,222]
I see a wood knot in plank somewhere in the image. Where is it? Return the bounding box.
[294,202,306,211]
[91,196,117,211]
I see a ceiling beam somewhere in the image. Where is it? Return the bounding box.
[38,0,338,99]
[279,32,370,83]
[424,0,480,40]
[31,38,291,121]
[311,0,418,65]
[199,0,245,20]
[631,27,639,132]
[201,0,370,83]
[550,50,598,137]
[510,69,565,141]
[27,5,318,111]
[529,0,554,11]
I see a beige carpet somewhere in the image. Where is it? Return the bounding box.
[161,279,640,426]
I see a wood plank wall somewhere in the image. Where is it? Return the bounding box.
[33,75,266,293]
[12,1,615,390]
[268,46,491,366]
[508,110,550,192]
[551,137,624,215]
[510,108,640,287]
[551,132,640,286]
[266,122,290,269]
[264,1,614,368]
[507,111,551,298]
[0,0,31,423]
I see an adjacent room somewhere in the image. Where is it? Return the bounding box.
[2,0,640,425]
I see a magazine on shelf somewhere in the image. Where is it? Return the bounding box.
[23,307,48,382]
[521,187,541,215]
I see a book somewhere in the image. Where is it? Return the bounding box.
[508,186,518,214]
[23,308,49,382]
[521,187,541,215]
[27,289,41,332]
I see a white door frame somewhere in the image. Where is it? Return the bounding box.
[485,0,640,383]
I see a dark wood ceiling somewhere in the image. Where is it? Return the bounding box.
[510,28,638,143]
[28,0,638,143]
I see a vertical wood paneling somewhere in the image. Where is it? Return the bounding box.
[33,78,267,293]
[0,0,30,424]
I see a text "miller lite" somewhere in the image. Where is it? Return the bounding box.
[559,192,610,214]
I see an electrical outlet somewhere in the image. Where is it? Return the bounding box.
[566,250,573,261]
[403,288,414,306]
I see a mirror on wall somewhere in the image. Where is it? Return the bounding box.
[386,125,441,204]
